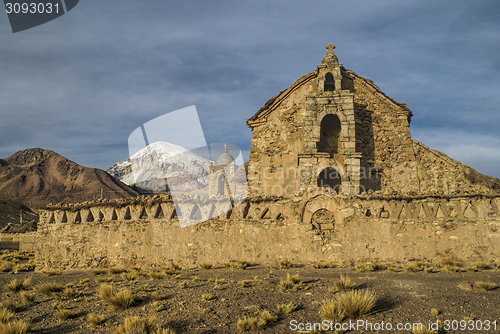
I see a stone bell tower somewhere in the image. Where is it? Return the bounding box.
[298,44,361,194]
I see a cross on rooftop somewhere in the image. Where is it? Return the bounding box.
[326,43,335,52]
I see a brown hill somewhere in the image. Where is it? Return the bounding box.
[0,148,139,230]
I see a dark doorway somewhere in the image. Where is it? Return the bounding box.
[317,167,342,192]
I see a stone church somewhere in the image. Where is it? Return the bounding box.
[36,45,500,269]
[246,44,499,197]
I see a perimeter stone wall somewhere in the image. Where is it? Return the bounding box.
[35,193,500,270]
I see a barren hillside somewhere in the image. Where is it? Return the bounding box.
[0,148,139,230]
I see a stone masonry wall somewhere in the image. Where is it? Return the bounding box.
[35,193,500,270]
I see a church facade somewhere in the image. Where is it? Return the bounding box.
[246,44,499,198]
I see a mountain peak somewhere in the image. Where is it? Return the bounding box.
[5,148,56,167]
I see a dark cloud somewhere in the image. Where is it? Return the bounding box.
[0,0,499,177]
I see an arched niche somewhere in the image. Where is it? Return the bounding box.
[316,114,341,158]
[317,167,342,193]
[324,72,335,91]
[217,174,225,195]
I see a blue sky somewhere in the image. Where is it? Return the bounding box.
[1,0,499,178]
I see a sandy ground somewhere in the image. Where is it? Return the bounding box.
[1,263,499,334]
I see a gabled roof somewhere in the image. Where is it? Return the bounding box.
[246,70,318,128]
[247,66,413,129]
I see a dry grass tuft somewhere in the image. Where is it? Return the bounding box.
[319,289,376,321]
[199,263,213,270]
[0,307,14,323]
[279,274,303,291]
[236,316,266,331]
[259,310,277,323]
[151,292,165,301]
[279,260,294,269]
[88,313,105,326]
[373,262,386,271]
[55,308,74,321]
[98,284,134,310]
[42,270,62,276]
[148,272,166,280]
[178,282,188,289]
[5,278,30,292]
[156,328,176,334]
[286,274,300,284]
[319,299,345,322]
[36,282,63,296]
[151,291,165,300]
[114,316,157,334]
[355,262,385,272]
[431,308,439,316]
[147,301,163,312]
[79,278,90,285]
[443,265,462,273]
[121,271,139,281]
[336,289,377,319]
[439,257,460,267]
[92,269,108,276]
[201,294,214,301]
[139,284,150,292]
[20,292,36,305]
[170,263,182,271]
[109,268,128,274]
[387,266,400,272]
[225,261,250,270]
[0,301,17,312]
[475,281,497,291]
[403,261,424,272]
[238,280,252,288]
[0,320,30,334]
[472,262,490,270]
[276,302,297,314]
[97,283,115,300]
[62,287,79,299]
[312,262,330,269]
[331,275,355,292]
[95,276,114,283]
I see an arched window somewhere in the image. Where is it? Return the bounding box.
[317,167,342,193]
[217,174,225,195]
[324,72,335,91]
[317,114,341,157]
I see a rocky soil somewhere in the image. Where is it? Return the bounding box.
[1,261,499,334]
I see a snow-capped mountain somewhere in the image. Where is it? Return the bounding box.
[107,141,210,192]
